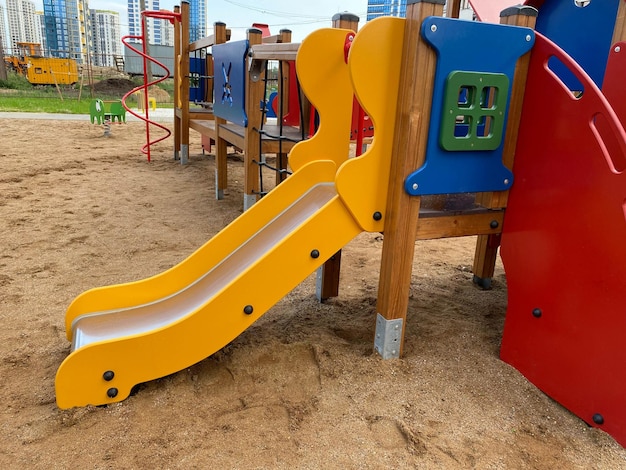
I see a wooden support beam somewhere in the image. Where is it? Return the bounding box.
[180,1,190,164]
[173,5,181,161]
[472,5,537,288]
[612,0,626,44]
[249,43,300,61]
[243,28,265,210]
[447,0,461,18]
[375,0,444,358]
[416,211,503,240]
[212,22,229,199]
[189,34,217,52]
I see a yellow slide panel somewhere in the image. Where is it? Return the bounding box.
[336,17,405,232]
[288,28,355,173]
[56,160,363,408]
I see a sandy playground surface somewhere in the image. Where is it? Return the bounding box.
[1,117,625,468]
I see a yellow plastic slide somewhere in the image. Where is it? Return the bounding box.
[55,18,404,408]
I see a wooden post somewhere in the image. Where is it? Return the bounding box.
[173,5,181,160]
[374,0,444,359]
[612,0,626,43]
[315,12,360,302]
[447,0,462,18]
[180,1,191,164]
[213,22,229,199]
[243,28,264,210]
[332,11,359,30]
[472,5,537,289]
[275,28,292,186]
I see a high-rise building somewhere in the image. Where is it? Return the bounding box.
[127,0,162,45]
[43,0,91,64]
[366,0,406,21]
[0,5,8,53]
[90,10,120,67]
[127,0,205,45]
[189,0,206,43]
[7,0,42,54]
[367,0,474,21]
[161,19,175,47]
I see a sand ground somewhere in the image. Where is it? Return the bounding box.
[1,118,625,468]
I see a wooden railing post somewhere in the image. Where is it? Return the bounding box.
[275,28,292,186]
[180,0,190,164]
[243,28,265,210]
[212,22,229,199]
[612,0,626,43]
[374,0,444,359]
[472,5,537,288]
[173,4,181,161]
[447,0,462,18]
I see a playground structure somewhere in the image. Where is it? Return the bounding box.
[55,0,626,449]
[173,4,362,210]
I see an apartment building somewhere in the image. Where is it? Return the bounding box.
[90,9,121,67]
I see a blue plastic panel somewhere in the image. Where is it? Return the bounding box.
[189,57,206,103]
[212,39,249,127]
[534,0,620,89]
[405,17,534,197]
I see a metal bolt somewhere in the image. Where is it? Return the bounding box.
[504,178,510,185]
[243,305,254,315]
[526,34,532,42]
[615,46,621,53]
[103,371,115,381]
[412,183,419,191]
[592,413,604,425]
[532,308,542,318]
[310,249,320,259]
[107,388,118,398]
[490,220,499,229]
[373,211,382,221]
[430,24,437,32]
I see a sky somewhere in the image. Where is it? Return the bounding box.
[30,0,370,42]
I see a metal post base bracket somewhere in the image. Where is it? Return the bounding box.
[243,193,257,211]
[215,171,224,200]
[374,313,403,359]
[180,144,189,165]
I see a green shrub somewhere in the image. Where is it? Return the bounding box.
[0,71,32,90]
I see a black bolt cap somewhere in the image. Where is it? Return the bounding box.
[593,413,604,425]
[107,388,118,398]
[243,305,254,315]
[490,220,499,229]
[532,308,542,318]
[373,211,382,221]
[103,370,115,381]
[310,249,320,259]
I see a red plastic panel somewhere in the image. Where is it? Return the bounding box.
[603,41,626,128]
[500,33,626,446]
